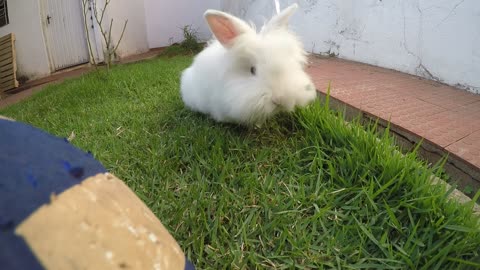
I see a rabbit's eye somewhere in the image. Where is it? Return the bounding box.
[250,66,256,76]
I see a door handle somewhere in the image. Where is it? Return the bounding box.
[47,15,52,25]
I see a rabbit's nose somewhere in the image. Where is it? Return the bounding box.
[305,83,315,92]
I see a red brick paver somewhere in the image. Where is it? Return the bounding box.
[447,130,480,164]
[308,56,480,170]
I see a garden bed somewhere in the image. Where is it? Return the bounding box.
[1,56,479,269]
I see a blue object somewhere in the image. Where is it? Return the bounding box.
[0,119,106,270]
[185,258,196,270]
[0,119,195,270]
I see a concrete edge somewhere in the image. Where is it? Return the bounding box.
[316,92,480,216]
[431,176,480,215]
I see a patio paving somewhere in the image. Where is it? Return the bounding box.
[307,56,480,194]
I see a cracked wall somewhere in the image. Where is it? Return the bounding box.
[221,0,480,94]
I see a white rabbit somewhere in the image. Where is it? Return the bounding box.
[180,4,317,126]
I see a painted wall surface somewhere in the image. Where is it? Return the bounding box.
[144,0,221,48]
[0,0,51,80]
[222,0,480,94]
[83,1,104,64]
[96,0,150,58]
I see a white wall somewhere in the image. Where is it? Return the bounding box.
[0,0,51,80]
[95,0,150,58]
[222,0,480,94]
[83,2,104,64]
[0,0,151,82]
[144,0,221,48]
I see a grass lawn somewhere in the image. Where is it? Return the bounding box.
[1,55,480,269]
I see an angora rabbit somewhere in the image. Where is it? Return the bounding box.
[180,4,317,126]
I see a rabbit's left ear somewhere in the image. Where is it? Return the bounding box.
[262,3,298,32]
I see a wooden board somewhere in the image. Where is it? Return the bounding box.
[0,56,13,67]
[0,62,13,73]
[0,41,12,53]
[15,173,187,270]
[0,80,16,90]
[0,33,12,44]
[0,51,12,62]
[0,33,18,93]
[0,69,13,79]
[0,74,15,84]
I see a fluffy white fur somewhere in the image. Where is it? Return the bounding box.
[180,4,317,126]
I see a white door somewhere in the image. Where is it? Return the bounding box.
[42,0,90,71]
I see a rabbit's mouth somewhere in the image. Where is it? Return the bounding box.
[271,96,282,108]
[270,98,283,112]
[271,98,295,112]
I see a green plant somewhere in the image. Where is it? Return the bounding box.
[82,0,97,67]
[82,0,128,72]
[162,25,203,56]
[464,185,474,195]
[180,25,203,53]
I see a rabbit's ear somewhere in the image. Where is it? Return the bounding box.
[262,3,298,33]
[204,10,252,48]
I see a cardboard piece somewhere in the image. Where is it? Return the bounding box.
[15,173,186,270]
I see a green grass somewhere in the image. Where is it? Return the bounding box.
[2,56,480,269]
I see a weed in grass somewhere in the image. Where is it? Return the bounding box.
[180,25,203,53]
[162,25,204,57]
[2,56,480,269]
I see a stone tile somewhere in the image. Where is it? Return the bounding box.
[309,55,480,175]
[453,100,480,113]
[401,110,480,148]
[415,86,480,110]
[447,131,480,168]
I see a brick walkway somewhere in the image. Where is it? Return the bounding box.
[307,56,480,193]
